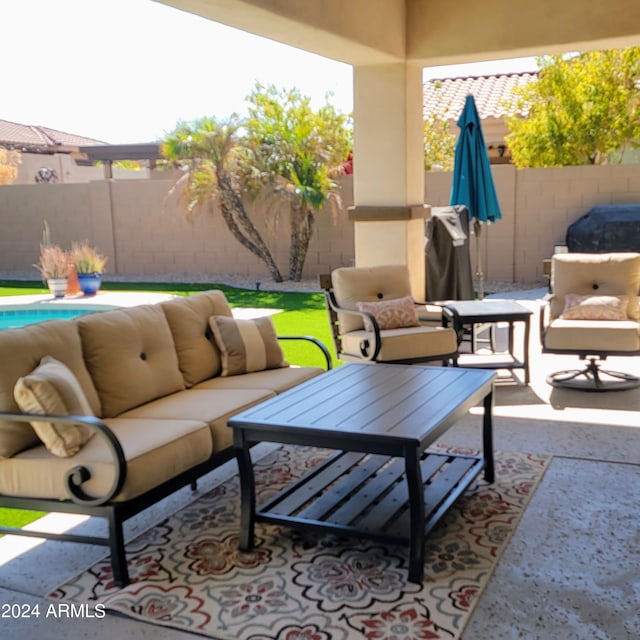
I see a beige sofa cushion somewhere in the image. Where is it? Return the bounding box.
[332,265,415,333]
[0,418,212,502]
[119,388,275,452]
[0,320,100,458]
[340,326,457,362]
[544,319,640,352]
[550,253,640,321]
[161,290,234,387]
[209,315,288,376]
[194,366,324,394]
[76,305,185,418]
[14,356,95,457]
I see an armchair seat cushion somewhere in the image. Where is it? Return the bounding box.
[340,326,457,362]
[544,319,640,352]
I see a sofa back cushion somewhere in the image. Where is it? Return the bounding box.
[76,304,185,418]
[0,320,100,457]
[160,290,234,387]
[550,252,640,321]
[332,265,414,333]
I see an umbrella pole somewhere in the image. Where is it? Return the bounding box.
[474,220,484,300]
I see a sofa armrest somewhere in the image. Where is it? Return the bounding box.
[277,335,333,370]
[0,412,127,507]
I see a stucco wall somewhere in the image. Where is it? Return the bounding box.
[0,164,638,286]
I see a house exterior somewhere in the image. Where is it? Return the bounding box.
[0,119,162,183]
[423,71,537,164]
[0,118,109,184]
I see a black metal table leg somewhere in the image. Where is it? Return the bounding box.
[234,431,256,551]
[482,389,495,483]
[405,447,425,583]
[523,316,531,385]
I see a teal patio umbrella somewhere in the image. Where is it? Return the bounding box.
[450,94,502,299]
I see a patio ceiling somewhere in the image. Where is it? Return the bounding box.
[156,0,640,67]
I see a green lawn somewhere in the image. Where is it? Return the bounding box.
[0,279,337,532]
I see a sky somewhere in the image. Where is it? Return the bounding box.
[3,0,539,145]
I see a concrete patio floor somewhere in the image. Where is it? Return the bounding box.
[1,290,638,639]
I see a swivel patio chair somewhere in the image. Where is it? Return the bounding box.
[319,265,458,365]
[540,252,640,391]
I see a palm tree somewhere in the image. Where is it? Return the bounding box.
[162,86,352,282]
[162,117,284,282]
[245,84,352,281]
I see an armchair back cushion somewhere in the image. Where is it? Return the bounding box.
[76,305,185,418]
[332,265,414,333]
[0,320,100,457]
[550,253,640,321]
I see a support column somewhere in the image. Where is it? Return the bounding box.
[351,62,428,299]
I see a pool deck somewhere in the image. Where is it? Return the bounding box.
[0,291,177,309]
[0,291,280,320]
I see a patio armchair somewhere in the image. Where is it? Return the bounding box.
[319,265,458,365]
[540,252,640,390]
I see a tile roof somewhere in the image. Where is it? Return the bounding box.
[423,71,537,121]
[0,118,106,151]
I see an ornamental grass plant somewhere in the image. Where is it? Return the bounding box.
[70,241,108,274]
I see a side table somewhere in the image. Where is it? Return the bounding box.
[442,299,533,384]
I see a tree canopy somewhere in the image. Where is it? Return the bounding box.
[0,148,20,185]
[505,48,640,167]
[423,110,456,171]
[162,84,351,281]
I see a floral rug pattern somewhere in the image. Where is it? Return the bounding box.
[50,445,549,640]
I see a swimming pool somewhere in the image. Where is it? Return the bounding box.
[0,305,115,330]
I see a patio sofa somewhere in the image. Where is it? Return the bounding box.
[0,289,330,586]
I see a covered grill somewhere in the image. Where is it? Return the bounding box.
[566,204,640,253]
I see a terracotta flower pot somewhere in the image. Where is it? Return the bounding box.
[65,264,81,296]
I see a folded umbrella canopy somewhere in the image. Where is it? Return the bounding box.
[450,94,502,299]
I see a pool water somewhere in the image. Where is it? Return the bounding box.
[0,306,112,330]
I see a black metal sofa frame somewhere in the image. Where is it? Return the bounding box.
[0,336,331,588]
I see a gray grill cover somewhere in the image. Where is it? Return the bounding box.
[425,205,474,301]
[566,205,640,253]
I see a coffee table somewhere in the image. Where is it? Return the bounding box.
[442,300,533,384]
[228,363,495,583]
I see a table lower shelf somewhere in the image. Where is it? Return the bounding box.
[256,449,485,546]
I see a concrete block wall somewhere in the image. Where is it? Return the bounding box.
[0,164,638,285]
[426,163,640,283]
[0,176,355,281]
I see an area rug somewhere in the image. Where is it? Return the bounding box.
[50,444,550,640]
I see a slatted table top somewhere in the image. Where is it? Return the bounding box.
[229,363,495,452]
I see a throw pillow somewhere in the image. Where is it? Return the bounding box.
[561,294,629,321]
[14,356,95,457]
[209,315,289,377]
[356,296,420,331]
